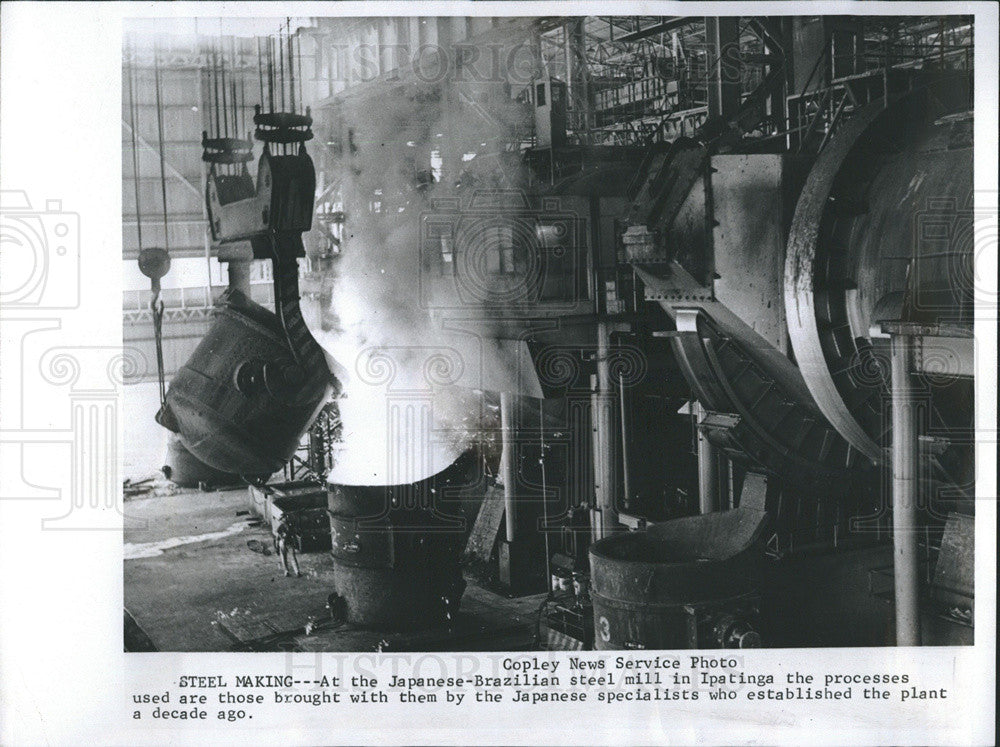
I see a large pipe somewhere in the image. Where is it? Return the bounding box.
[890,333,921,646]
[500,391,517,543]
[695,401,722,514]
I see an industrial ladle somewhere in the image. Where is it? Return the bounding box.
[155,29,339,481]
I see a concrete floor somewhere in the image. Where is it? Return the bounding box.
[123,487,967,651]
[124,487,546,652]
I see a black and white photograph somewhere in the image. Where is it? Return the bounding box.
[0,3,996,744]
[121,12,978,653]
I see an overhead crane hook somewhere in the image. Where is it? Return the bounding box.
[127,38,173,410]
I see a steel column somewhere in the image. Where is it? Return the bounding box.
[618,371,632,510]
[500,390,517,543]
[695,401,723,514]
[704,17,742,121]
[592,322,618,539]
[890,333,921,646]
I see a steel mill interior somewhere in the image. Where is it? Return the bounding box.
[122,15,976,653]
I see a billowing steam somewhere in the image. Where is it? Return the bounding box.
[303,60,537,486]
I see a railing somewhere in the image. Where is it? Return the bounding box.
[589,106,707,147]
[783,33,973,155]
[283,402,342,483]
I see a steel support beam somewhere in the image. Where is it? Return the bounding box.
[500,390,518,543]
[889,333,921,646]
[705,17,742,121]
[616,17,693,43]
[121,120,202,199]
[695,401,723,513]
[591,321,618,540]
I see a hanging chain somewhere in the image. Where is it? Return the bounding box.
[127,39,169,409]
[127,39,143,253]
[151,41,170,407]
[153,42,169,255]
[287,18,296,114]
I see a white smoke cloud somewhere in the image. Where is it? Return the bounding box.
[302,51,539,486]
